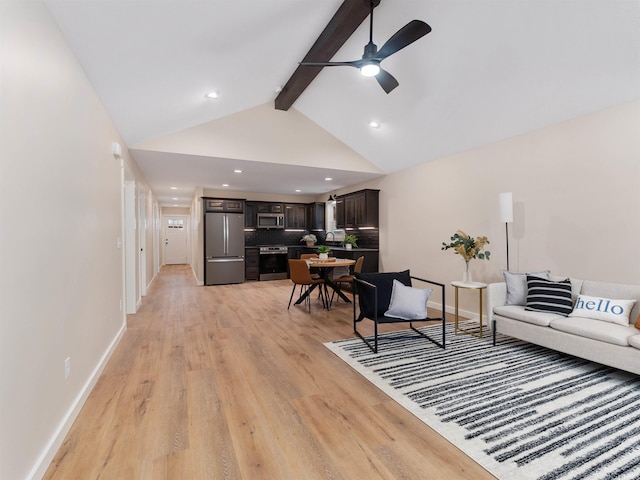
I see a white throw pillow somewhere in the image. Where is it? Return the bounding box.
[384,279,433,320]
[503,270,551,305]
[569,294,636,326]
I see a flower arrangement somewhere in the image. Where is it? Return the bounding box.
[441,230,491,262]
[301,233,317,245]
[342,234,358,248]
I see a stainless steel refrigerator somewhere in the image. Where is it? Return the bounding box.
[205,212,245,285]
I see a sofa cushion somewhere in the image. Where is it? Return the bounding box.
[384,279,432,320]
[549,317,638,346]
[569,294,636,326]
[629,335,640,350]
[493,305,563,327]
[525,276,573,316]
[502,270,550,305]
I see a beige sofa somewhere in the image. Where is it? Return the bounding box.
[487,276,640,375]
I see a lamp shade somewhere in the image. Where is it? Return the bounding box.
[499,192,513,223]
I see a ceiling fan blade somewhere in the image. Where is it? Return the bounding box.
[375,68,399,94]
[299,60,359,68]
[376,20,431,61]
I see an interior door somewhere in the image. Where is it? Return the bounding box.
[164,215,187,264]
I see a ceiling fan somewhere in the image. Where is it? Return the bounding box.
[299,0,431,94]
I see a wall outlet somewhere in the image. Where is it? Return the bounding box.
[64,357,71,380]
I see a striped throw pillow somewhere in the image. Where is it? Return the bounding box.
[525,276,573,316]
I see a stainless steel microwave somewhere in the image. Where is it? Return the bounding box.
[257,213,285,229]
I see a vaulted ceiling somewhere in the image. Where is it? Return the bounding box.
[44,0,640,207]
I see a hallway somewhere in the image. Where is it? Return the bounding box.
[43,265,492,479]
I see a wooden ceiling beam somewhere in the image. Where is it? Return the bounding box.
[274,0,380,111]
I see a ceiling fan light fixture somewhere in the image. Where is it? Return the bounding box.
[360,63,380,77]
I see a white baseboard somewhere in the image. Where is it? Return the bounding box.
[191,265,203,285]
[427,300,487,325]
[27,322,127,480]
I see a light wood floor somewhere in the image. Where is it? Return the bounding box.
[44,265,495,480]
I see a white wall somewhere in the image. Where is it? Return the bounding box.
[0,2,154,478]
[353,100,640,314]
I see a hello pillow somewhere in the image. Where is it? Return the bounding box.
[384,279,433,320]
[569,294,636,326]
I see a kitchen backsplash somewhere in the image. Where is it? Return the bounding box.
[245,229,379,248]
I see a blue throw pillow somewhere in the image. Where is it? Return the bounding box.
[355,270,412,319]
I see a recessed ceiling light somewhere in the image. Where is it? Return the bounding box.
[295,189,301,193]
[205,91,218,99]
[170,186,178,190]
[325,177,332,181]
[234,169,242,173]
[222,183,229,187]
[173,204,178,207]
[172,197,178,200]
[369,120,380,128]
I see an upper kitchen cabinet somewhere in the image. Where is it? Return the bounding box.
[204,198,244,213]
[284,203,306,229]
[336,189,379,229]
[245,201,258,228]
[257,202,284,213]
[306,202,325,231]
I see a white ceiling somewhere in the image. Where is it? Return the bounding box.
[44,0,640,207]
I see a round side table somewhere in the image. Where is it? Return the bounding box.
[451,281,488,338]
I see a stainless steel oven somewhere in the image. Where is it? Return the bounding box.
[258,246,288,280]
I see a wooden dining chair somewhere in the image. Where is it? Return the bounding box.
[300,253,321,279]
[287,259,325,313]
[330,255,364,306]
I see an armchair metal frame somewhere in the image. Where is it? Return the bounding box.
[353,275,446,353]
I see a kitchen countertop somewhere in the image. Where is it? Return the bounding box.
[290,245,378,251]
[245,245,378,251]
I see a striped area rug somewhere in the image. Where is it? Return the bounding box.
[325,322,640,480]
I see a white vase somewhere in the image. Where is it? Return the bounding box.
[319,253,329,260]
[345,243,352,250]
[463,262,472,283]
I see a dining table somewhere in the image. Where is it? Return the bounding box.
[294,258,356,310]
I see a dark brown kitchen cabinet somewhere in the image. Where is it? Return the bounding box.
[284,203,306,229]
[245,247,259,281]
[306,202,325,231]
[335,196,344,229]
[204,198,244,213]
[245,202,257,228]
[336,189,379,229]
[257,202,283,213]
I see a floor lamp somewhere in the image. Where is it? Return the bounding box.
[499,192,513,271]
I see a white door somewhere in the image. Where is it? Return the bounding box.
[164,215,188,264]
[138,191,147,295]
[124,181,138,314]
